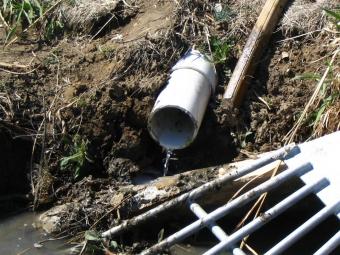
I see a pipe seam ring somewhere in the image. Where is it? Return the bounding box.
[171,66,217,95]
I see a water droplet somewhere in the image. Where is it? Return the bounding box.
[163,150,172,176]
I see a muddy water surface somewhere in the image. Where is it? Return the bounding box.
[0,212,70,255]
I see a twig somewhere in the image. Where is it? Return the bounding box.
[323,28,340,34]
[243,243,259,255]
[16,248,31,255]
[31,97,46,207]
[204,25,212,59]
[235,192,265,230]
[16,236,67,255]
[90,14,116,41]
[228,174,262,202]
[0,54,37,71]
[254,91,271,110]
[0,67,37,75]
[79,240,88,255]
[0,11,10,29]
[276,29,322,43]
[239,160,282,250]
[0,61,29,69]
[121,0,138,8]
[90,194,133,230]
[37,236,68,245]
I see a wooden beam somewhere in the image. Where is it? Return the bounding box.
[223,0,289,107]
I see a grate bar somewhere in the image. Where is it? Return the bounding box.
[190,203,246,255]
[265,200,340,255]
[102,145,295,239]
[141,162,312,255]
[190,202,229,241]
[314,231,340,255]
[203,178,329,255]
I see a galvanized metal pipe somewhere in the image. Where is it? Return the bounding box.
[102,144,295,239]
[204,178,329,255]
[265,200,340,255]
[314,231,340,255]
[140,162,312,255]
[190,203,246,255]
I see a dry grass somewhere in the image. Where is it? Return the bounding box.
[49,0,138,32]
[227,0,265,39]
[280,0,338,36]
[0,92,14,120]
[225,0,338,40]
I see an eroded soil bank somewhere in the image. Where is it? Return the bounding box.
[0,0,339,254]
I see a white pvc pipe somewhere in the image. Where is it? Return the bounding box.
[148,49,217,150]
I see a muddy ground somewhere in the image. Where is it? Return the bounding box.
[0,0,339,253]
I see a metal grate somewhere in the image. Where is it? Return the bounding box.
[102,132,340,255]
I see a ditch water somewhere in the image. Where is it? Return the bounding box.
[0,212,225,255]
[0,212,72,255]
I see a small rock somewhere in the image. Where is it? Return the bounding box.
[218,167,227,176]
[38,203,78,234]
[135,186,166,201]
[111,34,123,41]
[281,51,289,60]
[110,192,125,208]
[34,243,43,248]
[214,3,223,13]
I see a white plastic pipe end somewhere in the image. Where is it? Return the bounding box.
[148,106,197,150]
[148,49,217,150]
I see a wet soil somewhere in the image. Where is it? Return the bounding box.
[242,35,336,151]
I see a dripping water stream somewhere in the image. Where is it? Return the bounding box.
[163,150,173,176]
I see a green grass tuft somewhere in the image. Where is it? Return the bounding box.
[210,37,232,64]
[60,135,93,179]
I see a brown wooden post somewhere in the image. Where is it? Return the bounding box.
[223,0,289,107]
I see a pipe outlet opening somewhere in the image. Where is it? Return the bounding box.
[148,107,197,150]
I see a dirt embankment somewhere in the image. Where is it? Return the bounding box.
[0,0,339,252]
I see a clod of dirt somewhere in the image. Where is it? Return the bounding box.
[110,192,125,208]
[107,158,140,181]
